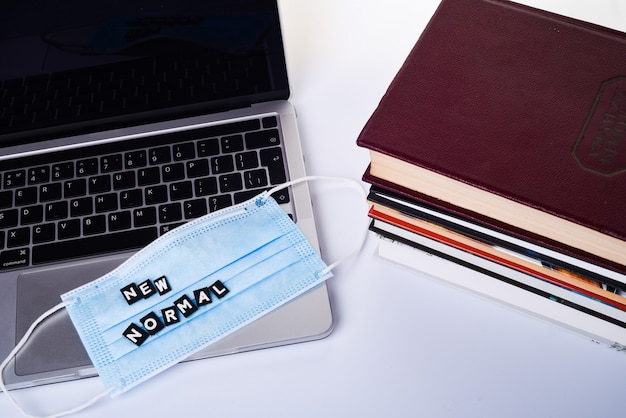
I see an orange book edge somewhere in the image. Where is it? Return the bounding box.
[369,205,626,312]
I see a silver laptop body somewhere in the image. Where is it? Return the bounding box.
[0,0,333,391]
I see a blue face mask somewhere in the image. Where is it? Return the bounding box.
[0,176,367,418]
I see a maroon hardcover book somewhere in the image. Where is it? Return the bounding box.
[363,168,626,275]
[356,0,626,267]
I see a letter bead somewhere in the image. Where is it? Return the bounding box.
[211,280,230,299]
[138,279,156,299]
[120,283,141,305]
[123,323,150,346]
[140,312,165,335]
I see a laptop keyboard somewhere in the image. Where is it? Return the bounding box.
[0,115,290,270]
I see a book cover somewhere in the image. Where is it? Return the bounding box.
[356,0,626,266]
[364,170,626,276]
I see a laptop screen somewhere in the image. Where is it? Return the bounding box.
[0,0,289,146]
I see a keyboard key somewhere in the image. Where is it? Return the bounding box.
[138,167,161,186]
[235,151,259,170]
[0,191,12,208]
[186,159,210,178]
[194,177,218,196]
[244,169,268,189]
[145,185,168,205]
[70,197,93,217]
[64,179,87,198]
[211,155,234,174]
[83,215,107,236]
[160,222,185,235]
[7,227,30,247]
[0,209,19,228]
[262,116,278,128]
[260,147,287,184]
[208,195,232,212]
[52,162,74,180]
[149,146,172,165]
[95,193,118,212]
[33,223,55,243]
[40,183,62,201]
[113,171,136,190]
[76,158,98,176]
[197,138,220,156]
[184,199,207,219]
[271,189,291,204]
[162,163,185,182]
[170,181,193,201]
[221,135,244,153]
[20,205,44,225]
[46,201,68,221]
[32,227,158,265]
[245,129,280,149]
[125,150,147,168]
[3,170,26,188]
[158,203,183,223]
[172,142,195,161]
[108,211,132,231]
[235,189,289,205]
[88,175,112,194]
[233,189,265,204]
[0,247,30,270]
[101,154,123,172]
[219,173,243,193]
[14,187,37,206]
[28,166,50,184]
[120,189,144,208]
[58,219,81,240]
[133,207,157,227]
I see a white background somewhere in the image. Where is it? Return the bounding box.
[3,1,626,417]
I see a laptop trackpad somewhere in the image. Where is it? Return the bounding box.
[15,257,127,376]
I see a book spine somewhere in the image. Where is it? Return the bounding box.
[374,235,626,353]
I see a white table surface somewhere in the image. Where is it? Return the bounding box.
[3,1,626,417]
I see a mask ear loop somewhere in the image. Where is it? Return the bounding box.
[1,175,368,418]
[0,301,118,418]
[262,175,369,276]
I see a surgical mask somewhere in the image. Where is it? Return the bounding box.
[0,176,367,418]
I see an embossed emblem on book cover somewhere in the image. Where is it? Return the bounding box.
[574,77,626,176]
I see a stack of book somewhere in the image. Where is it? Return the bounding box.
[357,0,626,350]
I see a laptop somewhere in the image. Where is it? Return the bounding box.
[0,0,333,391]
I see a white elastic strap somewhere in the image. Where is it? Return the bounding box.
[0,175,367,417]
[0,301,115,418]
[265,175,369,276]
